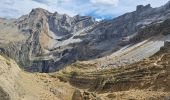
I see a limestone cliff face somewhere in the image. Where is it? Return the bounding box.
[1,2,170,72]
[2,8,96,72]
[95,2,170,40]
[130,18,170,43]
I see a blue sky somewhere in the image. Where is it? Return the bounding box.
[0,0,169,19]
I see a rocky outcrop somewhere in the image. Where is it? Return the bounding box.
[72,90,102,100]
[0,87,10,100]
[72,90,83,100]
[136,4,152,12]
[130,18,170,43]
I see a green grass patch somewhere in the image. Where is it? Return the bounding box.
[6,60,11,66]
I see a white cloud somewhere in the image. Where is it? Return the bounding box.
[90,0,119,6]
[61,0,72,2]
[95,18,104,21]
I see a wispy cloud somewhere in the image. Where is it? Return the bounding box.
[0,0,169,19]
[32,0,50,4]
[90,0,119,6]
[3,0,15,5]
[0,8,22,19]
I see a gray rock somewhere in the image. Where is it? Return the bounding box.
[72,89,83,100]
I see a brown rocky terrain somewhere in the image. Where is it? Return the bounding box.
[0,53,76,100]
[55,41,170,99]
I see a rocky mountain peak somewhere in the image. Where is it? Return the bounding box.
[30,8,50,16]
[53,11,59,16]
[136,4,152,12]
[164,0,170,9]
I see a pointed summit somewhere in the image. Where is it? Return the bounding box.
[29,8,50,16]
[136,4,152,12]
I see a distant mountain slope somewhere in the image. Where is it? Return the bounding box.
[86,34,170,68]
[1,1,170,72]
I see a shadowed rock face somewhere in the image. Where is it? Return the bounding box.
[0,87,10,100]
[1,2,170,72]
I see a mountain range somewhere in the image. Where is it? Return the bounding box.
[0,1,170,100]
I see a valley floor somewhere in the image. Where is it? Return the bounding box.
[0,57,170,100]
